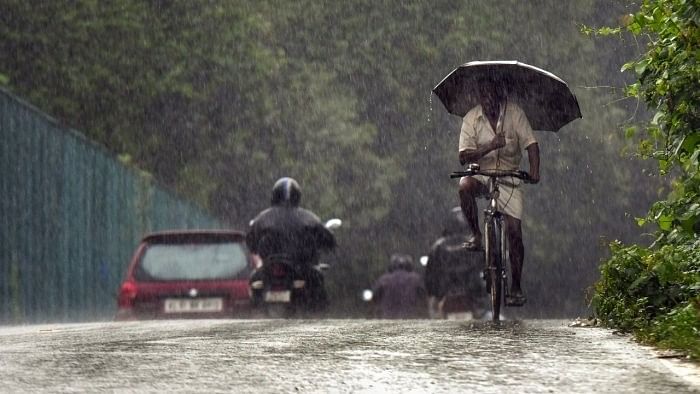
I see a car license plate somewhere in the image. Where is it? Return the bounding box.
[264,290,291,303]
[163,298,223,313]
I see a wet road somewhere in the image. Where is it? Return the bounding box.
[0,319,697,393]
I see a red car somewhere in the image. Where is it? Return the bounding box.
[115,230,255,320]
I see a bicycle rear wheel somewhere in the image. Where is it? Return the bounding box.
[485,215,503,322]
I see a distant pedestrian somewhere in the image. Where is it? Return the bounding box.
[371,254,428,319]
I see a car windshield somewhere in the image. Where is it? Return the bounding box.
[136,242,248,281]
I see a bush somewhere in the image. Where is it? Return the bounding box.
[594,237,700,357]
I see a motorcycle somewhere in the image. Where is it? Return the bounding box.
[421,253,489,320]
[249,218,341,318]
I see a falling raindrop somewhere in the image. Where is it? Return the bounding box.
[427,92,433,124]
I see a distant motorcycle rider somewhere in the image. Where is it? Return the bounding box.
[371,254,428,319]
[246,177,336,311]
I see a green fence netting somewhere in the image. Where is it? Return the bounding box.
[0,88,227,323]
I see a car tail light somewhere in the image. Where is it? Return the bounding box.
[117,281,138,308]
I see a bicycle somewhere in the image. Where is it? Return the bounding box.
[450,163,531,322]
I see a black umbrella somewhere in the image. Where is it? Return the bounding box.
[432,60,582,132]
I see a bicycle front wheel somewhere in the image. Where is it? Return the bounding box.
[485,215,503,322]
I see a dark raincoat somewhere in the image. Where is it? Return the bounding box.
[246,206,336,266]
[424,208,484,299]
[372,258,428,319]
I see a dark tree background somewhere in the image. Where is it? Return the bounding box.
[0,0,657,317]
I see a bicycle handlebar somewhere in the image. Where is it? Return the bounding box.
[450,168,532,183]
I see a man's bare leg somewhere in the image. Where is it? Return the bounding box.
[458,177,486,249]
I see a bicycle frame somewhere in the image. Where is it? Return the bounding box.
[450,166,529,322]
[483,177,509,322]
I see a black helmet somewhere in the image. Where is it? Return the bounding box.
[271,177,301,207]
[388,253,414,272]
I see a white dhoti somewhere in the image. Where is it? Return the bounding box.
[471,174,524,220]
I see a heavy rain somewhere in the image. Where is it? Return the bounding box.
[0,0,698,392]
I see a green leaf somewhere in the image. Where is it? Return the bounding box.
[629,274,650,292]
[625,82,639,96]
[598,26,621,35]
[679,217,697,233]
[635,59,650,75]
[681,133,700,154]
[628,21,642,34]
[658,215,673,231]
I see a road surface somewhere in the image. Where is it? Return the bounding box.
[0,319,697,393]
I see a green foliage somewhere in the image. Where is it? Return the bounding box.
[641,301,700,359]
[621,0,700,238]
[594,238,699,357]
[593,0,699,358]
[594,239,699,320]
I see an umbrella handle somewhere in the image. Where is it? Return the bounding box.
[496,102,506,134]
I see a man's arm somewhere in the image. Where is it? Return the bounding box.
[459,134,505,165]
[526,143,540,183]
[245,228,259,254]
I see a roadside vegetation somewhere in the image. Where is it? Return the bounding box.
[590,0,699,359]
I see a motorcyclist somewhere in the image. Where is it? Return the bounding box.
[424,206,486,318]
[246,177,336,311]
[371,254,428,319]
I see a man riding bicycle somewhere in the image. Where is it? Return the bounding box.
[457,79,540,306]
